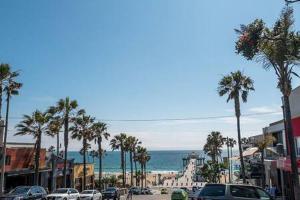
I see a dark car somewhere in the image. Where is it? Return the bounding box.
[129,187,142,195]
[141,188,152,195]
[102,187,120,200]
[0,186,47,200]
[197,184,274,200]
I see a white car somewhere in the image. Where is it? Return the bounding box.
[47,188,80,200]
[80,190,102,200]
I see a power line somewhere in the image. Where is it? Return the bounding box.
[96,111,281,122]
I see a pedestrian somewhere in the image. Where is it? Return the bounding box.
[269,184,277,198]
[265,185,270,193]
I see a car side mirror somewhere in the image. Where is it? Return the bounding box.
[28,192,32,196]
[67,191,71,195]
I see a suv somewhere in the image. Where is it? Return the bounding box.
[0,186,47,200]
[102,187,120,200]
[197,184,273,200]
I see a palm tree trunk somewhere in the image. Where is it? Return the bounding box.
[83,139,87,190]
[283,95,300,187]
[121,149,125,187]
[130,151,133,186]
[235,96,246,184]
[56,133,59,157]
[34,131,42,185]
[63,113,69,188]
[98,137,103,188]
[227,138,231,183]
[0,93,10,193]
[134,152,138,186]
[144,163,147,188]
[230,147,233,183]
[141,164,144,189]
[261,150,266,187]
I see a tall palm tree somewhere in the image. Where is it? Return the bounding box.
[110,133,127,187]
[46,116,63,157]
[218,71,254,183]
[70,109,94,190]
[15,110,52,185]
[131,138,142,186]
[0,69,21,194]
[203,131,224,164]
[50,97,78,187]
[136,146,150,188]
[125,136,141,186]
[228,138,236,183]
[235,8,300,190]
[257,135,276,187]
[92,122,110,187]
[225,137,231,183]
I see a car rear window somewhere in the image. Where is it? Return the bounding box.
[200,185,226,196]
[230,185,259,199]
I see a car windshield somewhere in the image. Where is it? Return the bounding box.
[106,188,116,192]
[81,191,94,194]
[54,189,69,194]
[200,185,226,196]
[10,187,31,195]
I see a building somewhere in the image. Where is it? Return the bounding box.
[263,86,300,199]
[72,163,95,191]
[1,142,51,193]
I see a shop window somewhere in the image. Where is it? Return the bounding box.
[5,155,11,165]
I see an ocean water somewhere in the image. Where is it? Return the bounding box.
[68,150,233,173]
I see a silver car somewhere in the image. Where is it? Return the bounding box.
[197,184,274,200]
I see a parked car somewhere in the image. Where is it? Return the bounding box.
[197,184,274,200]
[102,187,120,200]
[80,190,102,200]
[141,188,153,195]
[47,188,80,200]
[161,188,168,194]
[171,189,188,200]
[189,187,201,200]
[129,187,141,195]
[180,187,189,194]
[0,186,47,200]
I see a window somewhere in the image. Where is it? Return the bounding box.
[230,185,258,199]
[70,189,78,194]
[5,155,11,165]
[200,185,226,197]
[256,188,271,200]
[31,187,41,194]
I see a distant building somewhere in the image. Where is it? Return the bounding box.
[72,163,95,191]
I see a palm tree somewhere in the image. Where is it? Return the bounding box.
[228,138,236,183]
[92,122,110,187]
[203,131,224,164]
[46,116,63,157]
[110,133,127,188]
[0,64,11,119]
[0,68,21,194]
[50,97,78,187]
[235,7,300,189]
[131,138,142,186]
[15,110,51,185]
[257,135,276,187]
[89,150,98,163]
[218,71,254,183]
[70,109,94,190]
[136,146,150,188]
[125,136,141,186]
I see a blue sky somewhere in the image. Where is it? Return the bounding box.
[0,0,300,150]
